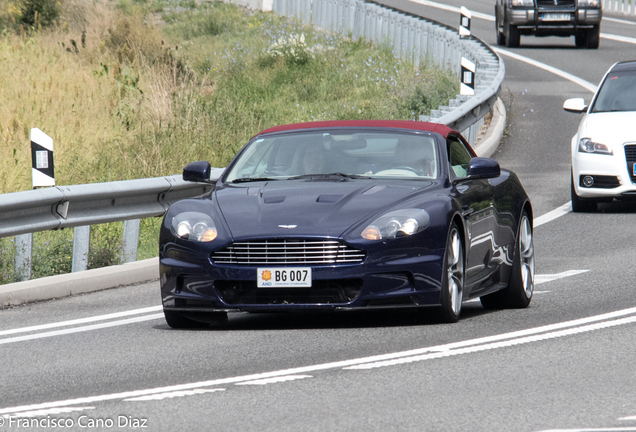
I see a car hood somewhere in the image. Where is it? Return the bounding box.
[581,112,636,145]
[214,180,434,239]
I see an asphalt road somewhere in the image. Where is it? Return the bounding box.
[2,2,636,431]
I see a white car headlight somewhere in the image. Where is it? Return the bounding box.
[509,0,534,6]
[171,212,218,242]
[361,209,430,240]
[578,0,599,7]
[578,138,612,155]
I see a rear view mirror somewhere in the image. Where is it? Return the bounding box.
[468,157,500,179]
[563,98,588,113]
[183,161,212,183]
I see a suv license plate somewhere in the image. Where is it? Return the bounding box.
[542,13,570,21]
[257,268,312,288]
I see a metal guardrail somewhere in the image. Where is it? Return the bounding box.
[602,0,635,16]
[272,0,505,144]
[1,1,504,282]
[1,171,222,280]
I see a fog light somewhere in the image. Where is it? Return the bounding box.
[582,175,594,187]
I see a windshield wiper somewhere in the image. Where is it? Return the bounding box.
[231,177,278,183]
[288,172,372,180]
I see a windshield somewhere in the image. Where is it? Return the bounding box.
[591,70,636,113]
[224,130,439,183]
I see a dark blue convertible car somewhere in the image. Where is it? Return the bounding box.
[159,120,534,327]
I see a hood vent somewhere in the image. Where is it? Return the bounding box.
[211,239,366,265]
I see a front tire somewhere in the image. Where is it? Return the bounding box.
[505,21,520,48]
[481,211,534,309]
[587,26,600,49]
[164,309,228,329]
[438,223,465,323]
[495,12,505,46]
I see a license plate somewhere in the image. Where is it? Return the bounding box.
[257,267,312,288]
[542,13,570,21]
[633,164,636,176]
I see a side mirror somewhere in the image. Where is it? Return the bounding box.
[183,161,212,183]
[468,157,500,179]
[563,98,588,113]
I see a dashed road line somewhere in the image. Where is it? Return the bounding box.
[2,306,636,417]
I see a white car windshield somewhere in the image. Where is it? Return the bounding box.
[592,70,636,113]
[224,130,439,183]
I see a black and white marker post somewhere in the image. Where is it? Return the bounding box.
[31,128,55,188]
[460,57,476,96]
[459,6,471,38]
[15,129,56,281]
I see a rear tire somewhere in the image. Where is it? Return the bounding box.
[480,211,534,309]
[437,223,465,323]
[571,173,597,212]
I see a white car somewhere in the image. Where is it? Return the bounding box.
[564,60,636,212]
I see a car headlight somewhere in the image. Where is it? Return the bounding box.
[578,138,612,155]
[171,212,218,242]
[509,0,534,6]
[578,0,599,7]
[361,209,430,240]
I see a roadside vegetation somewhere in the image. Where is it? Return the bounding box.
[0,0,459,284]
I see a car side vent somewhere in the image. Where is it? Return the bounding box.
[211,239,366,265]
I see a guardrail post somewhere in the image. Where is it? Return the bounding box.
[72,225,91,272]
[122,219,140,263]
[14,233,32,281]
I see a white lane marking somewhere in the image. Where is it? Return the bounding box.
[535,203,573,227]
[0,271,588,343]
[535,270,588,284]
[0,306,162,337]
[3,306,636,416]
[604,16,636,25]
[465,271,584,304]
[494,48,598,92]
[600,32,636,44]
[409,0,494,21]
[345,313,636,370]
[621,416,636,421]
[0,313,164,346]
[536,429,636,431]
[235,375,313,386]
[124,388,225,402]
[1,406,94,418]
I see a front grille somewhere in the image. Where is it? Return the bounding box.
[211,240,366,265]
[624,144,636,183]
[215,279,363,304]
[536,0,575,9]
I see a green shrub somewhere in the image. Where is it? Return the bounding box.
[19,0,59,27]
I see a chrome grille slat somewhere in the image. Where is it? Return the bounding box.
[211,239,366,265]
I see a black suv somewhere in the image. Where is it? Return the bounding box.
[495,0,602,48]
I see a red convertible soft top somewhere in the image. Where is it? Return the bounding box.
[256,120,457,139]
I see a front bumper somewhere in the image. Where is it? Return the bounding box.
[507,8,601,34]
[160,243,445,313]
[572,148,636,199]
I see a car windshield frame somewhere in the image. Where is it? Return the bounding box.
[223,128,441,184]
[590,69,636,113]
